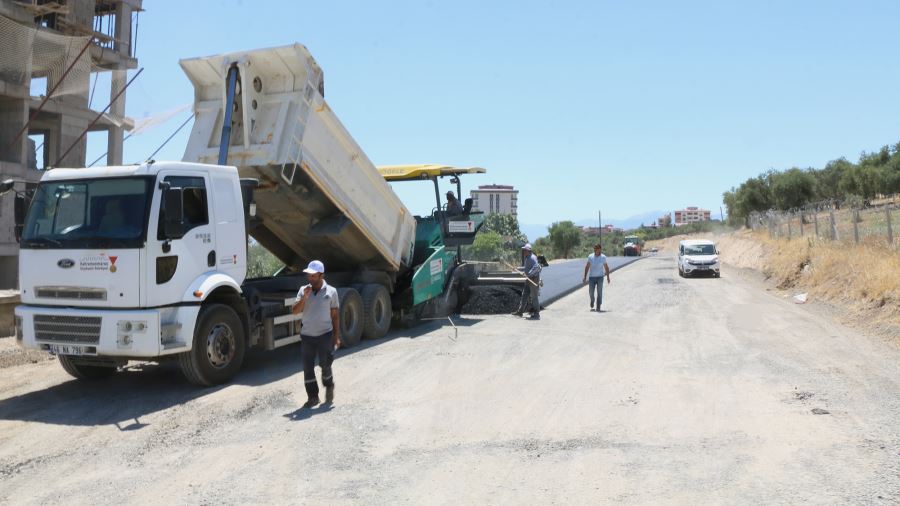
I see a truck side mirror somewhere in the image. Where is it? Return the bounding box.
[0,179,15,196]
[13,194,27,242]
[162,187,184,239]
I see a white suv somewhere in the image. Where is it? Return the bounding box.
[678,239,720,278]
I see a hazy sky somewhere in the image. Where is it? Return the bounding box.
[86,0,900,225]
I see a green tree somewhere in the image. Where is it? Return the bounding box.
[815,158,852,201]
[547,220,582,259]
[481,213,526,241]
[769,167,816,210]
[247,241,284,278]
[466,231,505,261]
[532,236,554,259]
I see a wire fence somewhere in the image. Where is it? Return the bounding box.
[749,195,898,247]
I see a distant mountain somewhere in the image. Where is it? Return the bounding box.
[575,210,669,230]
[521,223,550,242]
[521,210,669,241]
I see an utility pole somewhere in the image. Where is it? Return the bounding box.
[598,210,602,243]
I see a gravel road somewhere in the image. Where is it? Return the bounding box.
[1,254,898,504]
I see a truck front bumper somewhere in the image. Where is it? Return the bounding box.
[14,305,197,359]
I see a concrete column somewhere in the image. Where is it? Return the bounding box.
[47,51,90,167]
[107,2,133,166]
[0,96,28,164]
[56,112,88,167]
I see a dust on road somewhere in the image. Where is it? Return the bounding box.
[1,255,898,504]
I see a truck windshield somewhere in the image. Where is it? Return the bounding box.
[21,177,153,249]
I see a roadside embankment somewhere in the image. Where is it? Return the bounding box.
[647,229,899,340]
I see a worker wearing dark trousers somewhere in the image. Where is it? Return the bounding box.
[583,243,611,311]
[292,260,341,407]
[513,243,542,319]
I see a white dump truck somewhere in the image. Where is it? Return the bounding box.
[9,44,491,385]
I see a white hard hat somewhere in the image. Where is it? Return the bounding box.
[522,243,532,250]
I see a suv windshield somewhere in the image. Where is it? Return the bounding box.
[21,177,153,249]
[685,244,716,255]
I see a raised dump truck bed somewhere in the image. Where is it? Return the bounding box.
[180,44,416,275]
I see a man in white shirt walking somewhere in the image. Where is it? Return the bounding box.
[292,260,341,407]
[582,244,611,311]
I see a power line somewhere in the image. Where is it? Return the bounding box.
[54,67,143,167]
[145,113,194,162]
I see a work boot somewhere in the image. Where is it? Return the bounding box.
[303,396,320,408]
[325,385,335,403]
[528,313,540,320]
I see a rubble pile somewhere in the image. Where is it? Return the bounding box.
[460,286,523,315]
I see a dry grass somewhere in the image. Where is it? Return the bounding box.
[647,230,900,338]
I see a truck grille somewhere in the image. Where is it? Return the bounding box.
[34,315,102,344]
[35,286,107,301]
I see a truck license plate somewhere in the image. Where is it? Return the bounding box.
[47,344,87,356]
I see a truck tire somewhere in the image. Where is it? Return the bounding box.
[361,284,392,340]
[336,288,363,348]
[179,303,246,386]
[58,355,117,380]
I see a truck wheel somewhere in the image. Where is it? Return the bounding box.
[361,284,392,340]
[58,355,117,380]
[336,288,364,348]
[178,303,246,386]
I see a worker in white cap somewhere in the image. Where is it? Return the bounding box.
[292,260,340,407]
[512,243,542,319]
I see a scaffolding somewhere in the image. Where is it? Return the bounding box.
[0,0,143,288]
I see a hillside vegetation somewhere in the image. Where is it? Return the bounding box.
[724,141,900,225]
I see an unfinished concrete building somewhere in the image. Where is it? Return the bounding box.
[0,0,141,288]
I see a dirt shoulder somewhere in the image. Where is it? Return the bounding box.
[646,229,900,341]
[0,336,53,369]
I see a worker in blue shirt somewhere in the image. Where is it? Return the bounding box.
[512,243,542,319]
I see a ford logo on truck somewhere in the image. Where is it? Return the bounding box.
[57,259,75,269]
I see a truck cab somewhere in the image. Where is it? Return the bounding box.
[623,235,642,256]
[15,162,253,383]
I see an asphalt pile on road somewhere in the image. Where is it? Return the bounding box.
[460,286,523,314]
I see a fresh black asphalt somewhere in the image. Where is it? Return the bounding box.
[540,256,644,306]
